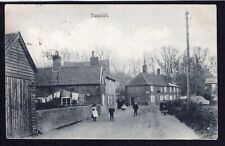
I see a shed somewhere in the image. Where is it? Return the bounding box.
[5,32,37,138]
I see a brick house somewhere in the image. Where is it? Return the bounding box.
[36,51,117,112]
[5,32,37,138]
[126,61,180,105]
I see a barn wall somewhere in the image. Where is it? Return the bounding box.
[5,38,37,138]
[5,38,35,80]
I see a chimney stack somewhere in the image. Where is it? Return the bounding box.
[143,58,147,73]
[90,51,99,65]
[52,51,61,71]
[157,68,160,75]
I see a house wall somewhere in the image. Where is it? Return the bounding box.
[126,86,149,105]
[126,85,180,105]
[104,78,117,107]
[5,38,37,138]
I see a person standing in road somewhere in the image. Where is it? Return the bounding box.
[108,105,115,121]
[92,106,98,122]
[133,102,139,116]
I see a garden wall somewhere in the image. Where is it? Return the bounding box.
[37,105,92,132]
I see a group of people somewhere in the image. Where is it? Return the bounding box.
[91,102,139,122]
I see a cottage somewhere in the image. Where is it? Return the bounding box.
[5,32,37,138]
[36,51,117,112]
[126,61,180,105]
[205,77,218,101]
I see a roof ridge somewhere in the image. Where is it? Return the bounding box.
[62,65,101,68]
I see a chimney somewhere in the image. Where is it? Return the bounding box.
[157,68,160,75]
[92,51,94,57]
[143,58,147,73]
[90,51,99,65]
[52,51,61,71]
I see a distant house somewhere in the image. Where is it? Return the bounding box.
[205,77,218,101]
[36,51,117,111]
[5,32,37,138]
[126,61,180,105]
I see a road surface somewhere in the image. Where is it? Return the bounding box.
[32,104,200,139]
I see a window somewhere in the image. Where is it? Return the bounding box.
[170,87,172,92]
[160,95,163,101]
[161,87,163,93]
[177,88,179,92]
[37,98,42,103]
[151,86,154,92]
[170,95,173,100]
[174,87,176,92]
[151,95,155,102]
[62,97,71,106]
[164,87,167,92]
[165,95,169,100]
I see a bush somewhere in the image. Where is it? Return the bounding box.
[168,99,218,139]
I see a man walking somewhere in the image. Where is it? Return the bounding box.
[133,102,139,116]
[108,105,115,121]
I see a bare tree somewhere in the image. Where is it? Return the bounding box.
[94,48,111,61]
[60,48,71,62]
[157,46,180,81]
[191,47,209,95]
[143,53,157,74]
[128,58,142,77]
[111,61,130,74]
[208,56,217,76]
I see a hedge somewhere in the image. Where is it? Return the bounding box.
[167,100,218,139]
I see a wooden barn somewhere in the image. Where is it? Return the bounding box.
[5,32,37,138]
[126,61,180,105]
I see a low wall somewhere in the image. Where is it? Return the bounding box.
[37,105,92,132]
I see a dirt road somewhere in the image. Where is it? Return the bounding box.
[32,105,200,139]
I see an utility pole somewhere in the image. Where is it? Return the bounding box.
[186,11,190,116]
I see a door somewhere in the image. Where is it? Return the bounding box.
[5,77,33,138]
[131,97,135,105]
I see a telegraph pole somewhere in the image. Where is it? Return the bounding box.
[186,11,190,115]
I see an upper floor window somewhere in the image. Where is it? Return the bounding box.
[174,87,176,92]
[164,87,167,92]
[151,86,154,92]
[170,87,172,92]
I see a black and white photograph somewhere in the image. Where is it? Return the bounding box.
[5,4,217,140]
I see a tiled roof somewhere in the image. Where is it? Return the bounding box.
[126,73,168,87]
[36,65,102,86]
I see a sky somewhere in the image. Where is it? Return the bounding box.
[5,4,217,69]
